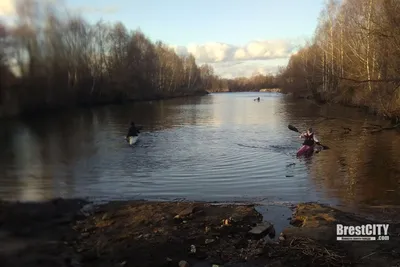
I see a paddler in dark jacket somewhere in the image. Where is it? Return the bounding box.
[126,122,140,138]
[299,128,320,146]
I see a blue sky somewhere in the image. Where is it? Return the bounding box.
[1,0,326,77]
[72,0,324,46]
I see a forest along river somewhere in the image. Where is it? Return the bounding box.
[0,92,399,226]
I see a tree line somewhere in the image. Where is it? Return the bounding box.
[0,0,212,117]
[226,74,279,92]
[276,0,400,122]
[0,1,280,118]
[198,70,279,92]
[0,1,207,117]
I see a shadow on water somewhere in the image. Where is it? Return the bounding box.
[0,92,399,214]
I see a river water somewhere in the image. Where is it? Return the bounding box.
[0,92,399,211]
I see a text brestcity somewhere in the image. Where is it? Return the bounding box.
[337,224,389,236]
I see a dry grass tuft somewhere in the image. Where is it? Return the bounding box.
[267,236,352,267]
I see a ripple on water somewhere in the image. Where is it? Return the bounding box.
[0,92,399,208]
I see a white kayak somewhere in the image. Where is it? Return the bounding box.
[127,135,139,145]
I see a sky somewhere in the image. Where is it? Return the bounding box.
[0,0,325,78]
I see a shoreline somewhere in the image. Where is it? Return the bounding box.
[4,90,396,127]
[1,198,399,267]
[285,93,400,126]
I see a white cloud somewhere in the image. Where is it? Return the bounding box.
[0,0,15,16]
[209,59,289,78]
[170,39,301,78]
[170,39,299,63]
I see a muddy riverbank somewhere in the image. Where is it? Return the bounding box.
[1,199,399,267]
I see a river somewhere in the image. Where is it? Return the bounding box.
[0,92,399,211]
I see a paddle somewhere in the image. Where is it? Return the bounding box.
[288,124,300,133]
[288,124,330,150]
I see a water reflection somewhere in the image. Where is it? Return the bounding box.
[0,93,399,211]
[282,97,400,208]
[213,93,282,127]
[0,96,216,201]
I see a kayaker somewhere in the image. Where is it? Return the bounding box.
[299,128,320,146]
[126,121,140,138]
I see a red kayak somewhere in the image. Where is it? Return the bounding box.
[296,145,315,157]
[296,144,323,157]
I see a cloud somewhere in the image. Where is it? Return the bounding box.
[170,39,301,78]
[0,0,15,16]
[170,39,300,64]
[209,59,289,79]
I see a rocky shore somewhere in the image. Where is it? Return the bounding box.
[0,199,399,267]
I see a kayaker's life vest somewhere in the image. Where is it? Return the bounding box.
[127,126,139,137]
[303,132,315,146]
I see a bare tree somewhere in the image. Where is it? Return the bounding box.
[0,0,215,117]
[277,0,400,122]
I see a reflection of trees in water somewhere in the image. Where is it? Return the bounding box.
[0,121,45,200]
[283,99,400,207]
[0,109,103,200]
[104,96,213,131]
[0,95,214,200]
[360,132,400,204]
